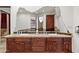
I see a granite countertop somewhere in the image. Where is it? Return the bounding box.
[4,33,72,38]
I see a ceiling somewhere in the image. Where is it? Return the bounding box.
[35,6,56,14]
[23,6,43,12]
[17,6,56,14]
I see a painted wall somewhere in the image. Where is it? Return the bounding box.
[16,13,31,30]
[11,6,19,33]
[57,7,73,33]
[23,6,42,12]
[73,7,79,52]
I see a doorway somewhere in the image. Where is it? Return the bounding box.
[46,15,54,31]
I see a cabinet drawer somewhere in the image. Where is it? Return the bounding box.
[32,47,45,52]
[32,37,46,41]
[47,38,62,45]
[7,38,15,41]
[15,38,31,42]
[47,37,61,41]
[64,39,71,42]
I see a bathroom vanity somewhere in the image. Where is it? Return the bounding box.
[4,6,72,53]
[5,34,72,53]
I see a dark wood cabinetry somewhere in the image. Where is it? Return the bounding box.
[32,37,46,52]
[6,37,72,53]
[24,38,32,52]
[7,38,32,52]
[14,38,26,52]
[46,37,63,52]
[63,37,72,53]
[7,38,16,52]
[15,41,25,52]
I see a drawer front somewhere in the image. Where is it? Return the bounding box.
[64,38,71,42]
[15,38,31,42]
[47,38,62,45]
[47,37,61,41]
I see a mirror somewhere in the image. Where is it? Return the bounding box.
[15,6,67,34]
[15,7,58,34]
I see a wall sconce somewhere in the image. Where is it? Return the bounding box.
[39,17,43,23]
[75,26,79,33]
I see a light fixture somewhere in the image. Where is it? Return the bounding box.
[39,19,43,23]
[75,26,79,33]
[39,17,43,23]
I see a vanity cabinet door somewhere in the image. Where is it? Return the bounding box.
[32,37,46,52]
[14,38,25,52]
[46,37,63,52]
[64,38,72,53]
[6,38,16,52]
[15,38,32,52]
[15,41,25,52]
[25,38,32,52]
